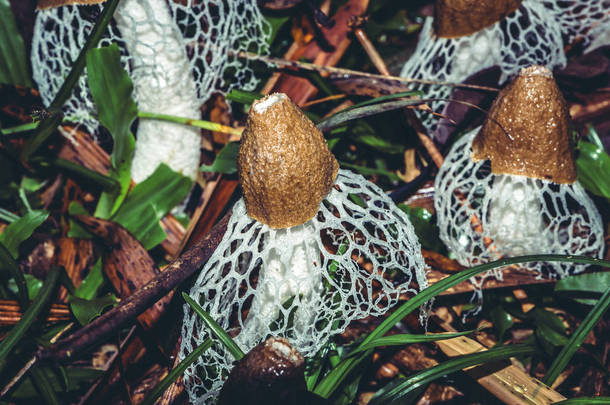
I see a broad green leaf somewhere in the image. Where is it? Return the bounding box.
[265,15,289,45]
[200,142,240,174]
[0,0,33,86]
[397,204,443,252]
[69,293,117,325]
[87,44,137,218]
[0,210,48,258]
[20,177,47,192]
[369,344,536,405]
[111,163,191,249]
[313,255,610,398]
[67,202,93,239]
[115,163,192,219]
[576,140,610,200]
[8,274,42,301]
[0,267,61,365]
[12,367,103,399]
[182,292,245,361]
[74,258,104,300]
[141,338,213,405]
[115,202,167,250]
[555,272,610,304]
[543,286,610,386]
[488,306,513,340]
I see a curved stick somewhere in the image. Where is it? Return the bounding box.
[37,212,230,363]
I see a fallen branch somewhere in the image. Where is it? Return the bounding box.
[36,211,231,364]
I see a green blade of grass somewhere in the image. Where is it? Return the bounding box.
[369,344,536,405]
[0,267,61,364]
[0,241,29,309]
[314,254,610,398]
[141,338,213,405]
[553,398,610,404]
[36,158,119,192]
[317,98,429,132]
[182,292,245,361]
[0,208,19,223]
[320,90,423,122]
[0,0,33,87]
[29,367,60,405]
[348,330,477,357]
[543,285,610,386]
[21,0,120,161]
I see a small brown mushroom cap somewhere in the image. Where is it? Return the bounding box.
[217,337,308,405]
[472,65,577,184]
[238,93,339,228]
[434,0,523,38]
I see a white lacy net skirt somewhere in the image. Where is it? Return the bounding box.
[400,0,610,135]
[180,169,428,404]
[434,129,604,286]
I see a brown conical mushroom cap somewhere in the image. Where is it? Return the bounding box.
[434,0,523,38]
[238,93,339,228]
[472,65,576,184]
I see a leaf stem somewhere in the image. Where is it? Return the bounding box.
[137,111,242,136]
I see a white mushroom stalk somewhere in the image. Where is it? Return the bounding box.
[434,66,604,285]
[180,94,428,404]
[31,0,269,181]
[400,0,609,135]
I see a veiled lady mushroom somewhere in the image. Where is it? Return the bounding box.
[31,0,269,182]
[400,0,609,135]
[180,93,428,403]
[434,66,604,284]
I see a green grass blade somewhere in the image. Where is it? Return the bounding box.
[0,0,32,86]
[0,267,61,364]
[29,367,60,405]
[182,292,245,361]
[543,285,610,386]
[141,338,213,405]
[314,254,610,398]
[553,398,610,404]
[318,91,423,124]
[317,98,429,132]
[44,158,119,191]
[348,330,477,357]
[369,344,536,405]
[0,208,19,223]
[0,241,29,309]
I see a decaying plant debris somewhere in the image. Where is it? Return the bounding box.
[0,1,609,404]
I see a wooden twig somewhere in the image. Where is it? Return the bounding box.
[235,51,500,93]
[36,211,231,364]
